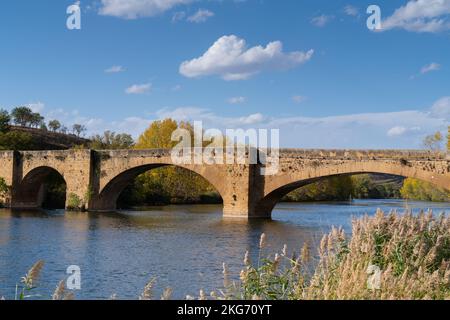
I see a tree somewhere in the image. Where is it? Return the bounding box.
[48,120,61,132]
[0,131,34,150]
[423,131,443,151]
[401,178,449,202]
[72,124,87,137]
[0,177,9,205]
[11,106,34,126]
[40,122,48,131]
[134,119,194,149]
[89,131,134,150]
[135,119,178,149]
[0,109,11,133]
[60,126,68,134]
[284,176,354,202]
[117,119,220,207]
[447,126,449,152]
[30,113,44,128]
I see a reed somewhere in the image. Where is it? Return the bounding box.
[221,209,450,300]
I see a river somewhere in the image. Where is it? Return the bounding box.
[0,199,449,299]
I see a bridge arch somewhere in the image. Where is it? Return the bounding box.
[13,166,67,209]
[91,163,225,211]
[256,161,450,217]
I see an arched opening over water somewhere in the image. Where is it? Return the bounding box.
[97,164,223,210]
[257,173,450,218]
[15,166,67,209]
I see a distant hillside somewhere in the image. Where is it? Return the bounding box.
[10,126,90,150]
[369,173,405,189]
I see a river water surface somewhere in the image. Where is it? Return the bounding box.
[0,199,449,299]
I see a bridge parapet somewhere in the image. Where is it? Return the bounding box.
[278,149,448,160]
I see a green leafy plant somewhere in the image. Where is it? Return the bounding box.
[66,193,83,211]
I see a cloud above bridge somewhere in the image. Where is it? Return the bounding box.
[382,0,450,33]
[98,0,194,19]
[430,96,450,119]
[179,35,314,81]
[31,96,449,149]
[147,97,449,149]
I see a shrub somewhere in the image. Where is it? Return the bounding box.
[66,193,83,211]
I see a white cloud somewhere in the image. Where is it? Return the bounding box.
[27,102,45,113]
[344,5,359,17]
[311,14,333,27]
[421,62,441,74]
[172,11,186,22]
[292,95,307,104]
[105,65,125,73]
[155,107,215,124]
[382,0,450,33]
[99,0,193,19]
[228,96,246,104]
[113,116,152,135]
[34,98,448,148]
[125,83,152,94]
[430,96,450,119]
[237,113,264,125]
[387,126,407,136]
[145,97,448,148]
[179,35,314,81]
[187,9,214,23]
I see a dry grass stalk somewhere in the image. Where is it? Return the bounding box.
[22,260,45,289]
[139,278,156,300]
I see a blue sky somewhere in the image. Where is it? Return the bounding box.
[0,0,449,148]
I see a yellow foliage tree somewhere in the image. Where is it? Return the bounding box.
[135,119,194,149]
[400,178,449,202]
[447,126,449,152]
[423,131,443,151]
[118,119,220,207]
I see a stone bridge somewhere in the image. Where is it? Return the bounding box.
[0,149,448,219]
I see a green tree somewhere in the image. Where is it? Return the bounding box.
[30,113,44,128]
[72,124,86,137]
[284,176,354,202]
[48,120,61,132]
[89,131,134,150]
[0,177,9,196]
[0,109,11,133]
[351,174,401,199]
[0,131,34,150]
[40,122,48,131]
[11,106,34,126]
